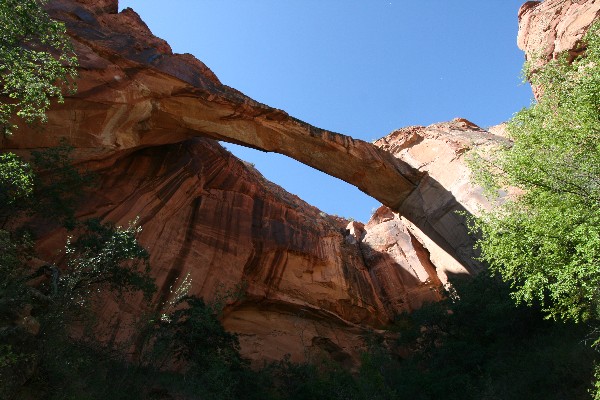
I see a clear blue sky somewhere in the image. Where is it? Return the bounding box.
[119,1,532,222]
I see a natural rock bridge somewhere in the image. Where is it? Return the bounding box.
[3,0,595,366]
[10,1,422,212]
[6,0,483,275]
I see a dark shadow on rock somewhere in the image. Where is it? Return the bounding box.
[397,174,483,275]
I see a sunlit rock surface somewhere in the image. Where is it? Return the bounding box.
[5,0,421,212]
[518,0,600,63]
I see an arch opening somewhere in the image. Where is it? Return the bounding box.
[223,143,381,223]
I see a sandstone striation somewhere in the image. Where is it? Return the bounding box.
[50,137,393,364]
[31,131,470,365]
[0,0,460,364]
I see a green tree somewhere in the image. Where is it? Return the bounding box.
[0,0,77,134]
[0,152,34,225]
[471,22,600,323]
[0,151,156,398]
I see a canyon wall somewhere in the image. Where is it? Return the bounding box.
[518,0,600,64]
[2,0,598,365]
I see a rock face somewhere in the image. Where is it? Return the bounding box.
[33,135,462,365]
[373,119,513,279]
[518,0,600,64]
[1,0,472,364]
[57,138,392,364]
[517,0,600,98]
[4,0,595,365]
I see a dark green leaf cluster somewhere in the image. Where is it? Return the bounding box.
[149,296,243,369]
[0,143,91,229]
[60,218,156,305]
[385,273,595,400]
[29,141,93,228]
[0,152,34,224]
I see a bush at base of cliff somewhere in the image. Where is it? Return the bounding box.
[0,148,157,399]
[138,295,268,400]
[241,274,595,400]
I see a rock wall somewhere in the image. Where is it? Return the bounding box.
[2,0,485,273]
[373,119,513,280]
[0,0,460,364]
[518,0,600,64]
[59,138,392,364]
[4,0,420,213]
[32,134,455,365]
[518,0,600,96]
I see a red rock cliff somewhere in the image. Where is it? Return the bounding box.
[518,0,600,63]
[0,0,456,364]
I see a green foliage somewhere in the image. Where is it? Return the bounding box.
[471,23,600,323]
[0,152,34,215]
[141,295,254,400]
[387,273,595,400]
[261,356,359,400]
[0,218,156,399]
[0,147,156,399]
[0,145,91,229]
[0,0,77,134]
[61,218,156,304]
[151,295,243,369]
[29,141,92,228]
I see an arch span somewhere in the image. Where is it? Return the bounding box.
[12,0,425,213]
[6,0,478,271]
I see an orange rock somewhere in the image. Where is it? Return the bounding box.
[518,0,600,63]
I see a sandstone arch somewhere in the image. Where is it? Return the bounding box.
[1,0,487,273]
[8,1,422,211]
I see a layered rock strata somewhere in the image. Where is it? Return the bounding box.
[1,0,488,272]
[3,0,454,365]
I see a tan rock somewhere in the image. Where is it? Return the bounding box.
[373,119,512,275]
[362,206,443,315]
[517,0,600,82]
